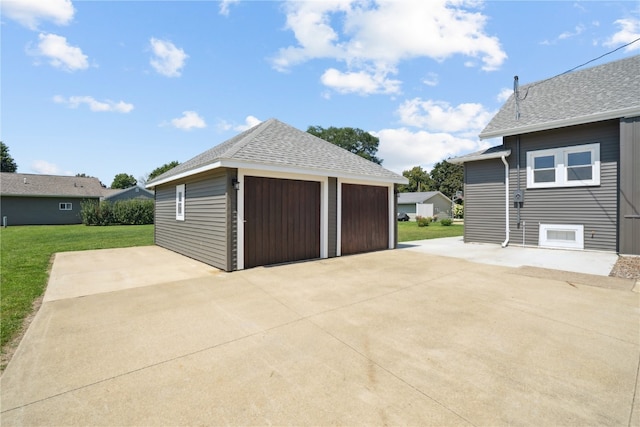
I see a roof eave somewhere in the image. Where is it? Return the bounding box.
[449,149,511,164]
[479,106,640,140]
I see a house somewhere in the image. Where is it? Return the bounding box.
[450,55,639,255]
[397,191,452,220]
[102,186,154,202]
[0,173,105,225]
[145,118,408,271]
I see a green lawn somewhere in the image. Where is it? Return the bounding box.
[0,225,154,353]
[397,220,464,242]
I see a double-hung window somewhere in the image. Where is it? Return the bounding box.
[527,143,600,188]
[176,184,185,221]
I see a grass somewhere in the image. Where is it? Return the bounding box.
[397,220,464,242]
[0,225,154,353]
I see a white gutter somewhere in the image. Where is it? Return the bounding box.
[501,155,509,248]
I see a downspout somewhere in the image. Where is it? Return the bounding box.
[501,155,510,248]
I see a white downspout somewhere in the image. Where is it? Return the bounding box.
[501,155,510,248]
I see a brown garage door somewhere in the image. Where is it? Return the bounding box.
[341,183,389,255]
[244,176,320,268]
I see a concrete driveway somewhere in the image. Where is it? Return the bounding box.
[1,246,639,426]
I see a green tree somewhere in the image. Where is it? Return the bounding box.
[111,173,137,189]
[76,173,106,187]
[398,166,433,193]
[148,160,180,181]
[307,126,382,164]
[429,160,463,198]
[1,141,18,172]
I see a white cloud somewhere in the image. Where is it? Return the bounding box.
[497,88,512,103]
[374,127,490,174]
[33,33,88,72]
[170,111,207,130]
[422,72,439,87]
[216,115,263,132]
[1,0,74,30]
[320,68,401,95]
[31,160,72,175]
[54,95,134,113]
[219,0,240,16]
[603,18,640,51]
[272,0,507,95]
[149,38,188,77]
[397,98,494,137]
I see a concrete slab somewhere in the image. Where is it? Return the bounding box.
[400,237,619,276]
[2,247,639,426]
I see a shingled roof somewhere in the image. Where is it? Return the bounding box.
[146,118,407,187]
[480,55,640,139]
[0,173,105,198]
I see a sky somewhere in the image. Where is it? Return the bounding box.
[1,0,639,187]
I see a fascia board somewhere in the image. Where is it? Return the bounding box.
[448,149,511,164]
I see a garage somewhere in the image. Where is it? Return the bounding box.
[341,183,389,255]
[244,176,320,268]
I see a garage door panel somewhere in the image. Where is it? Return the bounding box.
[341,184,389,255]
[245,176,320,268]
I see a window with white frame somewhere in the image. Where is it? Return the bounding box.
[539,223,584,250]
[527,143,600,188]
[176,184,185,221]
[59,202,73,210]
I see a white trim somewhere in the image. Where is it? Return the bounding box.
[175,184,185,221]
[336,181,342,257]
[479,106,640,139]
[449,149,511,164]
[539,223,584,250]
[236,168,328,271]
[146,158,407,189]
[388,185,395,249]
[526,143,600,189]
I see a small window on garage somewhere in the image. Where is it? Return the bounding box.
[59,202,73,210]
[539,224,584,250]
[176,184,185,221]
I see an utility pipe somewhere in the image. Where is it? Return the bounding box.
[501,155,510,248]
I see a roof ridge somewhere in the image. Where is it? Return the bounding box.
[219,118,275,159]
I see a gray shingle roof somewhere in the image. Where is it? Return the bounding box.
[1,173,105,198]
[397,191,448,204]
[147,119,407,186]
[480,55,640,139]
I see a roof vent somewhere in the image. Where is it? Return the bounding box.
[24,178,27,184]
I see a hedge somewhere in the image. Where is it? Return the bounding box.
[81,199,154,225]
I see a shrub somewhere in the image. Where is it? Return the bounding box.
[81,199,154,226]
[416,216,430,227]
[440,218,453,226]
[453,203,464,219]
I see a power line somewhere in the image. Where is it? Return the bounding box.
[559,36,640,76]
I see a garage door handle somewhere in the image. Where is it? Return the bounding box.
[624,215,640,219]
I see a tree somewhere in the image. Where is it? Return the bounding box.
[148,160,180,181]
[1,142,18,172]
[398,166,433,193]
[429,160,463,198]
[76,173,106,188]
[307,126,382,164]
[111,173,137,189]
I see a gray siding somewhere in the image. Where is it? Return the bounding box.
[0,196,95,225]
[463,159,506,244]
[154,169,231,270]
[328,177,337,257]
[504,120,619,251]
[432,196,452,218]
[619,117,640,255]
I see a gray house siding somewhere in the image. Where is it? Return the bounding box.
[504,120,619,251]
[155,169,232,270]
[328,177,337,257]
[463,159,506,244]
[619,117,640,255]
[0,196,93,225]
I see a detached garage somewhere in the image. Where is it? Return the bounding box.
[146,119,407,271]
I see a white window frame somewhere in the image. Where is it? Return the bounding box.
[539,223,584,250]
[59,202,73,211]
[175,184,185,221]
[526,143,600,189]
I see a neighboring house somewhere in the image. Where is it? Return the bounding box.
[397,191,452,220]
[0,173,105,225]
[450,55,639,255]
[146,118,408,271]
[102,186,154,202]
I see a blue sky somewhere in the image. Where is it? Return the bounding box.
[2,0,639,186]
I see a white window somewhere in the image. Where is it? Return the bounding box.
[176,184,185,221]
[59,202,72,210]
[527,143,600,188]
[539,224,584,250]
